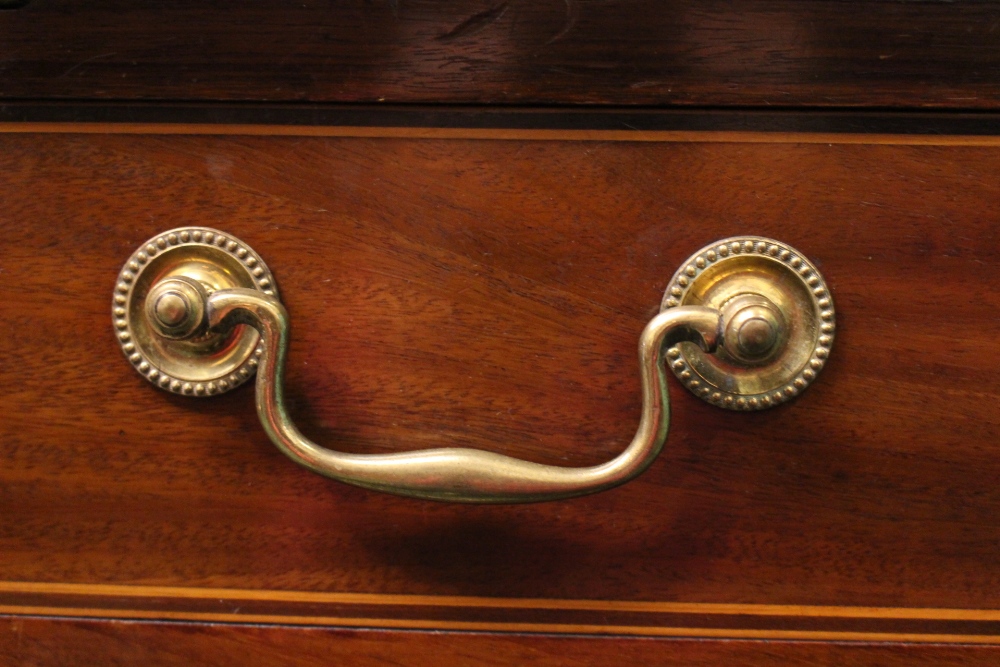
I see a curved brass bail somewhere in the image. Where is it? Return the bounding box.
[206,289,719,503]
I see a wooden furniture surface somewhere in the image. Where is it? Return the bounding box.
[6,618,1000,667]
[1,124,1000,663]
[3,0,1000,663]
[3,0,1000,108]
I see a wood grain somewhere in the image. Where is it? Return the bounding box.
[2,131,1000,640]
[2,1,1000,108]
[5,618,1000,667]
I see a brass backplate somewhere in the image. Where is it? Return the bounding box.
[661,237,834,410]
[112,227,278,396]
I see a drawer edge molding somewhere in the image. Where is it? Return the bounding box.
[2,581,1000,644]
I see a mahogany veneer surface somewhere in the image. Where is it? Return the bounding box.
[3,618,1000,667]
[1,129,1000,656]
[2,1,1000,108]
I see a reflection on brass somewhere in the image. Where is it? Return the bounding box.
[115,230,834,502]
[660,237,835,410]
[145,277,210,340]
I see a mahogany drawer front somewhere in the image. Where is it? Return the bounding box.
[1,125,1000,661]
[2,1,1000,109]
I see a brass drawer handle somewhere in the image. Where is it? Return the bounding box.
[114,229,834,503]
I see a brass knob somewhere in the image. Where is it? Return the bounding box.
[144,278,209,340]
[720,294,786,363]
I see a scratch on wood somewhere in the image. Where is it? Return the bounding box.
[436,2,509,42]
[56,52,117,79]
[545,0,580,45]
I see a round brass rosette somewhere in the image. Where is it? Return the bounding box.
[661,237,834,410]
[112,227,279,396]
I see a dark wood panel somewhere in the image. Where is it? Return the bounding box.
[2,131,1000,629]
[2,1,1000,108]
[3,617,1000,667]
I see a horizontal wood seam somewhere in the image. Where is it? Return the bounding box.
[3,123,1000,145]
[2,605,1000,644]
